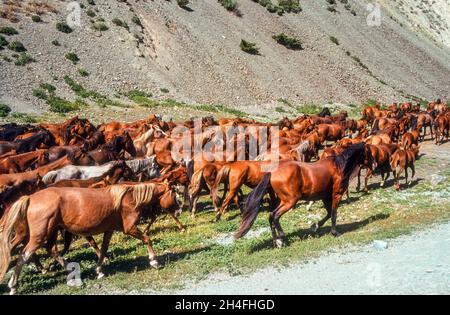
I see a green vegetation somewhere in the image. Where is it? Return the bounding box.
[160,88,170,94]
[47,96,84,113]
[132,15,142,26]
[240,39,260,55]
[218,0,239,14]
[0,103,12,117]
[56,22,73,34]
[0,26,18,35]
[65,52,80,64]
[177,0,190,7]
[87,0,96,5]
[51,40,61,46]
[91,23,109,32]
[272,33,302,50]
[86,9,96,17]
[40,83,57,93]
[329,36,339,45]
[8,41,26,52]
[0,35,8,49]
[33,88,48,100]
[14,53,35,66]
[31,15,42,22]
[10,112,38,123]
[112,18,129,30]
[78,68,90,77]
[275,106,287,113]
[254,0,301,15]
[296,103,322,114]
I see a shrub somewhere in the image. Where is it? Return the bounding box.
[56,22,73,33]
[51,39,61,46]
[87,0,96,5]
[132,15,142,26]
[0,103,11,117]
[275,106,286,113]
[160,88,169,94]
[86,9,96,17]
[64,75,89,97]
[65,52,79,64]
[329,36,339,45]
[272,33,302,50]
[31,15,42,22]
[40,83,56,93]
[14,53,35,66]
[177,0,189,7]
[0,26,18,35]
[33,88,48,100]
[8,41,26,52]
[278,0,302,13]
[126,90,153,102]
[91,23,108,31]
[240,39,259,55]
[327,5,337,13]
[0,35,8,48]
[78,68,89,77]
[218,0,238,12]
[112,18,129,30]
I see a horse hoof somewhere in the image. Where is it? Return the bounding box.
[9,288,17,295]
[380,182,385,187]
[331,231,341,238]
[97,272,105,280]
[310,223,319,233]
[408,181,412,186]
[274,239,284,248]
[150,259,161,269]
[180,228,187,233]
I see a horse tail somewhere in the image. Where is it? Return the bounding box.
[186,159,194,182]
[0,196,30,281]
[211,166,230,207]
[188,168,204,196]
[390,154,401,175]
[371,119,380,134]
[42,171,57,185]
[235,173,271,239]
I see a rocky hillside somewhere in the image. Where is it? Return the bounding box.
[0,0,449,116]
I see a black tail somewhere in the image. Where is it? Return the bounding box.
[371,119,380,134]
[186,159,194,182]
[235,173,271,239]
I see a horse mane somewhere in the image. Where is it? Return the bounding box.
[410,115,418,130]
[333,143,365,190]
[318,107,331,117]
[131,183,156,208]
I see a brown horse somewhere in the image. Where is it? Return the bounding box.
[434,113,449,145]
[212,161,280,221]
[88,133,137,165]
[315,124,345,144]
[0,182,178,294]
[0,150,49,174]
[235,143,371,248]
[0,156,72,190]
[0,131,54,156]
[390,146,419,190]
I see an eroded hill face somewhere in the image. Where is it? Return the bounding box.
[0,0,449,116]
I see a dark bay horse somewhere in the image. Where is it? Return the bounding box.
[88,133,137,165]
[235,143,371,248]
[0,131,55,156]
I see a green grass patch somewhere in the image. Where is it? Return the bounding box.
[65,52,79,64]
[10,112,38,123]
[112,18,129,30]
[31,15,42,23]
[14,53,35,66]
[78,68,90,77]
[329,36,339,45]
[296,103,322,115]
[8,41,26,52]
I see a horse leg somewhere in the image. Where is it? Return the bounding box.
[8,240,41,295]
[364,168,372,192]
[95,231,113,279]
[356,168,362,192]
[270,200,297,248]
[169,211,186,232]
[86,236,103,259]
[46,230,67,270]
[143,216,157,236]
[330,194,344,237]
[408,164,415,186]
[182,184,190,212]
[125,226,160,269]
[305,200,314,211]
[190,193,199,218]
[404,167,409,186]
[311,198,332,232]
[215,184,240,222]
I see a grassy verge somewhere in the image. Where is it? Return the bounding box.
[2,163,448,295]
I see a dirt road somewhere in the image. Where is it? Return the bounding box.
[170,222,450,295]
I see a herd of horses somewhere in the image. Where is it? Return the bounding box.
[0,99,448,294]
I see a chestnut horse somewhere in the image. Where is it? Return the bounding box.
[235,143,371,248]
[0,150,49,174]
[390,146,419,191]
[0,182,177,294]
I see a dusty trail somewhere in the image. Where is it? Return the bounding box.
[169,222,450,295]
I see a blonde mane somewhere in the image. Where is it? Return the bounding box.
[108,183,157,211]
